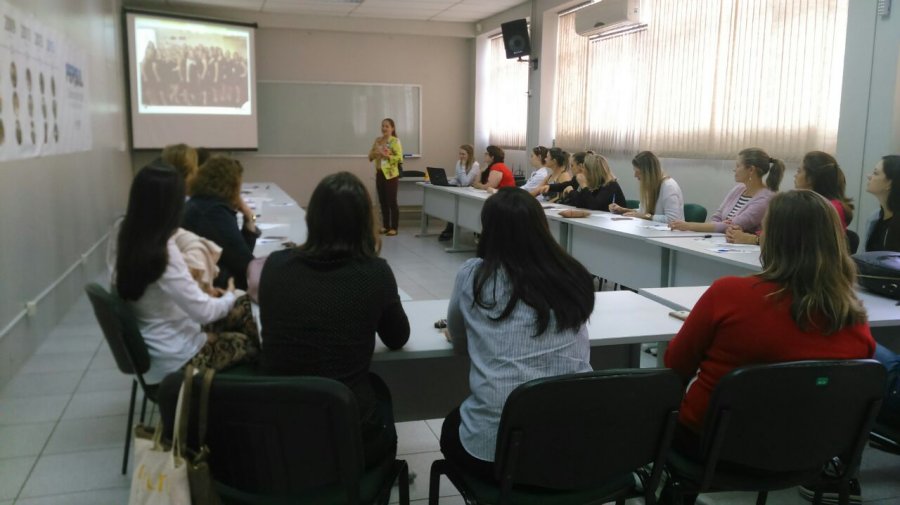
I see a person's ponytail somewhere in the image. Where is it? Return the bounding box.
[766,157,785,191]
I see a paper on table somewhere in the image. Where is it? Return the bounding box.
[268,202,295,207]
[706,246,760,254]
[640,224,671,231]
[256,223,286,230]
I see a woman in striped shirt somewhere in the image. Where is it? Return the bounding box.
[670,147,783,233]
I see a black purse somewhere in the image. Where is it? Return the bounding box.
[852,251,900,299]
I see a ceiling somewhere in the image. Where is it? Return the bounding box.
[141,0,528,23]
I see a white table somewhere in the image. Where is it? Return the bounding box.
[647,236,761,287]
[545,211,716,288]
[371,291,685,420]
[241,183,307,257]
[398,176,426,206]
[639,285,900,328]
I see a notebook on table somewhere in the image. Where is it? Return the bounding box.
[426,167,451,187]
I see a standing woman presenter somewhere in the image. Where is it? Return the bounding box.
[369,118,403,236]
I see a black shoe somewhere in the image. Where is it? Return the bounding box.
[798,478,861,505]
[438,231,452,241]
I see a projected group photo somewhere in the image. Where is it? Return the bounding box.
[137,33,249,110]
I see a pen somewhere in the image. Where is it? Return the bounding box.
[703,234,712,238]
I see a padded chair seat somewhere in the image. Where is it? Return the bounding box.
[214,457,399,505]
[451,463,635,505]
[667,448,820,493]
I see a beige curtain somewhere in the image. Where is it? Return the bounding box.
[555,0,848,160]
[488,34,529,149]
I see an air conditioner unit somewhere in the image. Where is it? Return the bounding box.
[575,0,643,37]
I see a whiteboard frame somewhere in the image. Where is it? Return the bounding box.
[255,80,423,158]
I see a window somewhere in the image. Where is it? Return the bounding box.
[488,34,529,150]
[555,0,848,160]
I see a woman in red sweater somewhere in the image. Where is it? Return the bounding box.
[665,190,875,436]
[473,145,515,190]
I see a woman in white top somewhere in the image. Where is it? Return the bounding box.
[520,146,551,197]
[610,150,685,223]
[440,144,480,241]
[114,160,253,384]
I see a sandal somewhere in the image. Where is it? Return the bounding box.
[386,229,398,236]
[378,228,388,234]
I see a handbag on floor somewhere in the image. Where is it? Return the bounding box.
[853,251,900,300]
[128,366,220,505]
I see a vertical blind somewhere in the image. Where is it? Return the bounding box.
[488,34,529,149]
[555,0,848,160]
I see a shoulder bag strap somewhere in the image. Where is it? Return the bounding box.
[197,368,215,447]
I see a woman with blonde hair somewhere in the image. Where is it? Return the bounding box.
[670,147,783,233]
[664,190,874,459]
[609,151,684,222]
[161,143,199,192]
[559,153,626,211]
[183,155,259,290]
[439,144,481,241]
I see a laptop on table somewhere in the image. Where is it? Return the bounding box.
[426,167,452,187]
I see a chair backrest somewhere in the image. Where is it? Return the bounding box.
[700,360,885,473]
[626,199,640,209]
[158,373,366,502]
[683,203,708,223]
[846,229,860,254]
[494,369,682,490]
[84,283,151,375]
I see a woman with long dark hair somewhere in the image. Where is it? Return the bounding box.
[115,161,251,384]
[864,154,900,252]
[472,145,515,190]
[259,171,409,468]
[439,187,595,481]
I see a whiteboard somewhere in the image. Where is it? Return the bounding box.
[257,81,421,156]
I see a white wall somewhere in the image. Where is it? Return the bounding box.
[0,0,132,386]
[127,3,477,206]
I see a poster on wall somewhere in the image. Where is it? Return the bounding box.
[0,0,91,161]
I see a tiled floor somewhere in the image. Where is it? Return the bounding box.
[1,218,899,504]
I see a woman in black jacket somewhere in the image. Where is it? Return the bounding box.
[182,155,258,289]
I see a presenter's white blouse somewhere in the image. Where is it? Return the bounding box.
[127,238,236,384]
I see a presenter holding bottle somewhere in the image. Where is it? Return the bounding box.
[369,118,403,236]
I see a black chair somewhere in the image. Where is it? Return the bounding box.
[158,373,410,505]
[429,369,683,505]
[870,422,900,455]
[84,282,158,475]
[683,203,708,223]
[663,360,885,505]
[846,229,860,254]
[626,198,640,209]
[514,175,526,187]
[401,169,425,178]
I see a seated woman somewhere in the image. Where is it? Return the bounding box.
[258,171,409,468]
[472,145,516,191]
[115,161,255,385]
[609,151,685,222]
[183,155,259,290]
[439,144,481,241]
[440,187,594,481]
[520,146,551,197]
[670,148,783,233]
[727,151,852,244]
[538,147,573,202]
[863,154,900,252]
[559,153,626,211]
[664,190,874,452]
[161,143,199,193]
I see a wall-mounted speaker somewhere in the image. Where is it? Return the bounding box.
[500,19,531,59]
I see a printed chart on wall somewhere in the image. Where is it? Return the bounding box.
[0,1,91,161]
